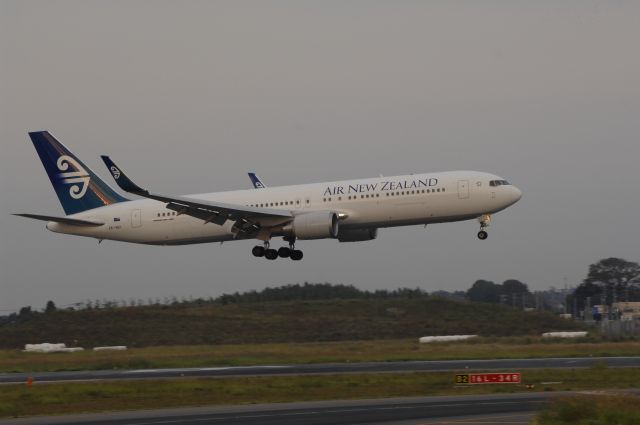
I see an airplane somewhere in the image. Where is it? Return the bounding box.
[15,131,522,261]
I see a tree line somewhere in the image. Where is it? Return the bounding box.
[2,257,637,325]
[567,257,640,317]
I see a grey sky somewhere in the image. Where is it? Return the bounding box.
[1,1,639,312]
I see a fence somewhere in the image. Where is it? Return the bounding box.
[599,320,640,338]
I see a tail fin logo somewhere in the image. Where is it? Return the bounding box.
[110,166,121,179]
[56,155,90,199]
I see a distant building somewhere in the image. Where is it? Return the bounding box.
[613,302,640,321]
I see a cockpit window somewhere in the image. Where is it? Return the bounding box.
[489,180,511,187]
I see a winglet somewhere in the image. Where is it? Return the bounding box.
[248,172,267,189]
[100,156,149,195]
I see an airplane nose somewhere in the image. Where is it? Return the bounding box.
[512,186,522,202]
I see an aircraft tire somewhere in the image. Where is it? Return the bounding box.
[290,250,304,261]
[252,246,266,257]
[265,249,279,260]
[477,230,488,240]
[278,247,291,258]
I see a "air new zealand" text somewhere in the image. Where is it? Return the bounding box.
[323,178,438,196]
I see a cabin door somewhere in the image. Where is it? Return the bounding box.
[457,180,470,199]
[131,209,142,228]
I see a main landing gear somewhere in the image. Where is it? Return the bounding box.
[477,214,491,240]
[252,239,303,261]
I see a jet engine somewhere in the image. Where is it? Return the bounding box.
[285,211,339,240]
[338,228,378,242]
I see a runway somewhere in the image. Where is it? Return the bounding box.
[1,356,639,384]
[0,392,563,425]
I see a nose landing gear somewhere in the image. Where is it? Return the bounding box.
[477,214,491,240]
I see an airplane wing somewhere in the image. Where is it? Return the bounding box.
[13,213,104,227]
[100,156,292,236]
[248,172,267,189]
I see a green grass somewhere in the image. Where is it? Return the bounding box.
[1,367,640,418]
[533,394,640,425]
[2,338,639,373]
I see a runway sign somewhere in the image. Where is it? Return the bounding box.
[455,373,521,385]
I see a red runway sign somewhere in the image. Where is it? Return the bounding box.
[455,373,521,385]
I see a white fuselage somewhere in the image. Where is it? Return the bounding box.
[46,171,521,245]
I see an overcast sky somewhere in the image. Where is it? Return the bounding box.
[1,1,639,312]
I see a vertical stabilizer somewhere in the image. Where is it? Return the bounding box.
[28,131,128,215]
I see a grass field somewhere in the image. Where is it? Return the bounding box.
[533,394,640,424]
[1,366,639,418]
[2,338,639,373]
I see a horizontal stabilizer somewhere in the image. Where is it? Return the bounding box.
[13,213,104,227]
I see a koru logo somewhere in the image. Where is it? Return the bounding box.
[57,155,90,199]
[110,166,121,179]
[255,182,264,188]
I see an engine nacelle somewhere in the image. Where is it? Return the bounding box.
[338,228,378,242]
[286,211,339,240]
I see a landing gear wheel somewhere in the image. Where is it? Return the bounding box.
[265,249,278,260]
[252,246,265,257]
[477,230,488,240]
[278,247,291,258]
[290,250,304,261]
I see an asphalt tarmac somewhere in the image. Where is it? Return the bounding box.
[0,392,564,425]
[1,356,639,384]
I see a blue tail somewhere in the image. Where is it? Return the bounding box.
[28,131,129,215]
